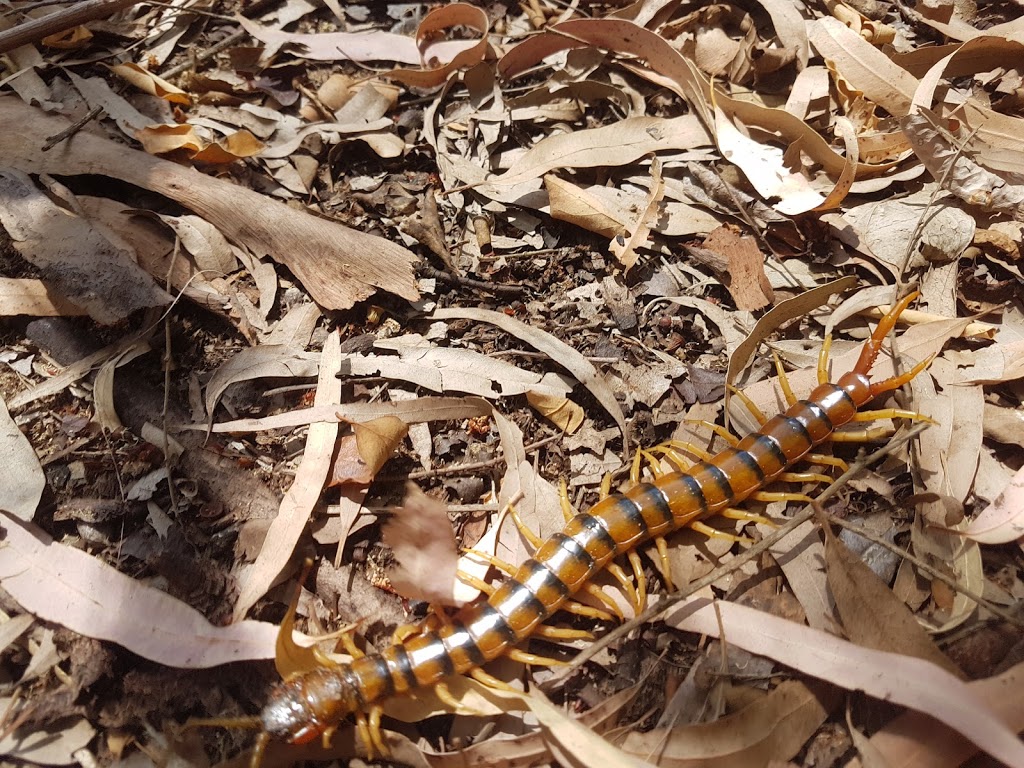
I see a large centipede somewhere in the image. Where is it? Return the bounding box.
[216,291,932,764]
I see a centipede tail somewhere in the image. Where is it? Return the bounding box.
[251,290,929,761]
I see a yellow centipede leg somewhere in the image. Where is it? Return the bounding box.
[560,598,616,622]
[506,648,569,666]
[532,624,593,641]
[509,504,543,549]
[434,681,488,715]
[354,711,373,758]
[368,705,388,758]
[605,561,642,614]
[773,351,798,407]
[581,583,624,620]
[729,385,768,426]
[750,491,813,503]
[851,408,937,424]
[559,479,575,522]
[689,520,752,543]
[684,420,740,447]
[806,452,848,471]
[457,570,496,595]
[720,507,776,526]
[248,731,269,768]
[829,426,894,442]
[776,471,833,485]
[655,535,674,592]
[627,550,647,612]
[818,334,832,385]
[470,667,519,691]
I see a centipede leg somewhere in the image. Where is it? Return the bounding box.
[509,504,543,550]
[470,667,519,691]
[776,470,833,484]
[654,535,674,591]
[720,507,776,526]
[829,426,896,442]
[581,583,624,620]
[772,352,799,407]
[457,570,496,595]
[605,561,642,613]
[750,490,813,503]
[850,407,936,424]
[689,520,751,543]
[805,452,848,471]
[627,550,647,611]
[727,386,768,425]
[249,731,269,768]
[506,648,568,666]
[817,334,833,385]
[433,681,489,715]
[367,706,387,757]
[532,624,593,641]
[560,597,616,622]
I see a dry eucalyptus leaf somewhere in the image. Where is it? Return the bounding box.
[0,97,419,310]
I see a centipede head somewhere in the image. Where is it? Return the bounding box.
[260,666,362,746]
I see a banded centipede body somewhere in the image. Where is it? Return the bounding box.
[227,291,932,763]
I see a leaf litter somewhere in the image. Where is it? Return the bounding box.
[0,0,1022,766]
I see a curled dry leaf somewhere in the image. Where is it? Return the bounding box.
[238,10,480,65]
[0,512,276,667]
[384,5,492,89]
[352,415,409,478]
[384,484,460,607]
[108,62,190,105]
[526,390,585,434]
[136,124,265,163]
[203,345,318,428]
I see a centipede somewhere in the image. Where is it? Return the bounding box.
[202,290,932,765]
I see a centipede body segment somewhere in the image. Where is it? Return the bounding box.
[234,291,932,762]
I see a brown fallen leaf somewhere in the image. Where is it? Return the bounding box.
[0,96,419,310]
[693,225,774,310]
[663,597,1024,766]
[384,483,460,607]
[0,511,276,667]
[620,680,837,766]
[822,519,964,677]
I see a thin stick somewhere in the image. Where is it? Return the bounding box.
[0,0,143,54]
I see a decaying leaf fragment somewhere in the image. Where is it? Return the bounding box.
[385,484,460,606]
